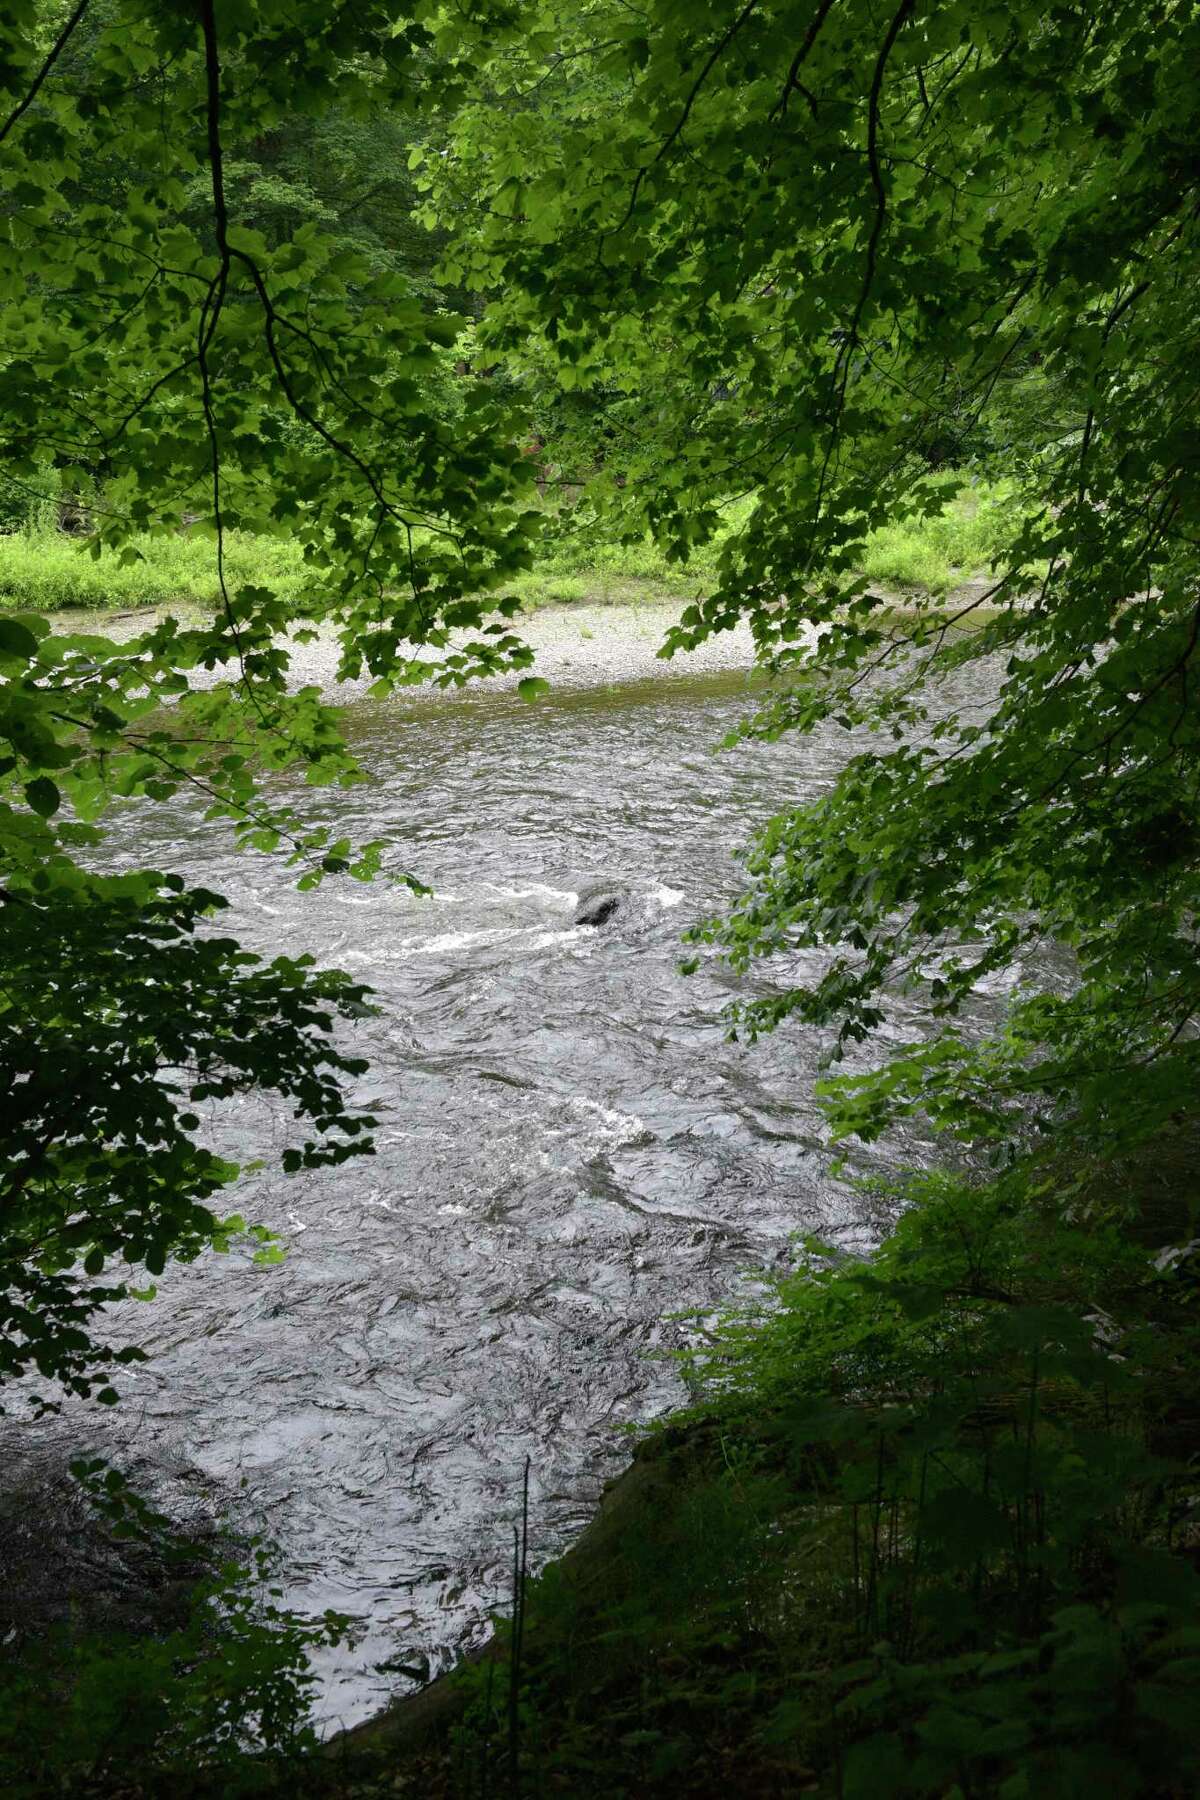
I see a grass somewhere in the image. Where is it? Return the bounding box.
[0,525,306,614]
[0,477,1028,615]
[859,479,1025,594]
[500,475,1029,609]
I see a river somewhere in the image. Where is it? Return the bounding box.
[6,650,998,1728]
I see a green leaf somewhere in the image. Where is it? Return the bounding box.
[0,618,38,660]
[24,777,61,817]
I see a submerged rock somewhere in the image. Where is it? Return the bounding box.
[573,889,622,927]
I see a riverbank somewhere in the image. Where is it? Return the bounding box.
[313,1424,738,1798]
[29,575,1002,705]
[40,588,760,699]
[0,478,1026,621]
[297,1127,1200,1800]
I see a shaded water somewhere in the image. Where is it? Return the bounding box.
[10,662,995,1727]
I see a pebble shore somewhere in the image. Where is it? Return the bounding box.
[57,593,762,702]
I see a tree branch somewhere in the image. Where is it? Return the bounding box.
[770,0,838,121]
[808,0,914,542]
[612,0,760,235]
[0,0,90,147]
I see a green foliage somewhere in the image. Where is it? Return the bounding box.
[0,475,1026,617]
[0,871,378,1403]
[441,1161,1200,1795]
[0,523,306,612]
[0,1459,348,1796]
[682,1160,1200,1794]
[434,0,1200,1169]
[858,480,1034,596]
[527,478,1027,603]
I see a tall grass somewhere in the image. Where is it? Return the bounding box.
[522,476,1026,604]
[0,477,1027,614]
[859,479,1024,594]
[0,525,306,614]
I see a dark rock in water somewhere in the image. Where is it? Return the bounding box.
[573,890,622,927]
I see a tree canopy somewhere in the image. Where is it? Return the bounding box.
[0,0,542,1400]
[427,0,1200,1175]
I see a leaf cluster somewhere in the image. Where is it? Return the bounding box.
[435,0,1200,1164]
[0,1457,350,1795]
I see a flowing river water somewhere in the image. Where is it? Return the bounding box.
[7,650,1011,1728]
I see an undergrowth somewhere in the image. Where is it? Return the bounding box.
[0,1463,348,1798]
[0,525,307,613]
[522,476,1026,606]
[420,1148,1200,1798]
[0,478,1025,614]
[857,479,1026,594]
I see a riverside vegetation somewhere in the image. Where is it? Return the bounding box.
[0,478,1024,616]
[0,1,1198,1796]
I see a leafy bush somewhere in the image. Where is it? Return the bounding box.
[444,1160,1200,1796]
[0,1461,348,1798]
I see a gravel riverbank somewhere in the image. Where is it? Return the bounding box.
[315,596,761,699]
[55,593,763,700]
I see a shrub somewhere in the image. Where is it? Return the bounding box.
[0,1460,348,1798]
[0,525,306,613]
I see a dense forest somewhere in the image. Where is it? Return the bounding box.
[1,0,1198,1794]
